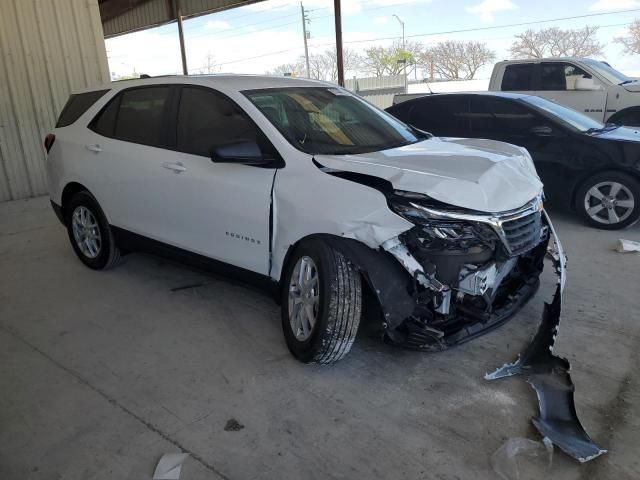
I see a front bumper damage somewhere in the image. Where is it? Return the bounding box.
[380,196,549,351]
[486,216,606,463]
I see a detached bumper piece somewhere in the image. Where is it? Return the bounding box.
[486,227,606,463]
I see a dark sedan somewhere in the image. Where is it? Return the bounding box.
[386,92,640,229]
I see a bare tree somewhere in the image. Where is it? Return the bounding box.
[266,62,301,77]
[422,40,495,80]
[616,19,640,55]
[362,40,423,77]
[510,26,605,59]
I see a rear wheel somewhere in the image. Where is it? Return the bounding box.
[66,191,121,269]
[281,240,362,364]
[576,171,640,230]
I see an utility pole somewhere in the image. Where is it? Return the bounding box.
[393,14,407,93]
[334,0,344,86]
[300,2,311,78]
[174,0,188,75]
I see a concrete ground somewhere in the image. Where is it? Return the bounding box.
[1,196,639,480]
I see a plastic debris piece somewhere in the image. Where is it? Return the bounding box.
[616,239,640,253]
[153,453,189,480]
[491,437,553,480]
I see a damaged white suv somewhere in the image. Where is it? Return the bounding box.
[46,75,561,363]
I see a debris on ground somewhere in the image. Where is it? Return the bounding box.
[153,452,189,480]
[491,437,553,480]
[486,232,606,463]
[224,418,245,432]
[616,238,640,253]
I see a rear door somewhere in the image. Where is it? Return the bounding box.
[404,95,470,137]
[534,62,607,121]
[162,85,277,275]
[85,85,179,242]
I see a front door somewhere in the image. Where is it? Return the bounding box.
[534,62,607,122]
[163,85,276,275]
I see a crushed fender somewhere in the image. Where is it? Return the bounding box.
[486,221,606,463]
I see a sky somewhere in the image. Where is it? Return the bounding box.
[105,0,640,81]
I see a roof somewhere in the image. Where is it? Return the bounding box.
[74,74,333,94]
[495,57,597,64]
[390,91,535,107]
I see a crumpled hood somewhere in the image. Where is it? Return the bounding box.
[314,137,543,213]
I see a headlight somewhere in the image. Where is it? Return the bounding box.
[389,191,492,242]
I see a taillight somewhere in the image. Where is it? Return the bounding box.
[44,133,56,153]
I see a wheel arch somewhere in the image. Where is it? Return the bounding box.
[277,233,416,329]
[608,106,640,125]
[61,182,91,221]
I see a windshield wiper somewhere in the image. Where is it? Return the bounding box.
[620,79,636,85]
[586,123,622,134]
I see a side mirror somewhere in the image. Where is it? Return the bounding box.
[575,77,600,91]
[211,141,272,166]
[530,125,554,137]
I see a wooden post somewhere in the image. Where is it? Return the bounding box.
[174,0,188,75]
[333,0,344,86]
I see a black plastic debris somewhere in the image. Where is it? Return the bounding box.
[486,221,606,463]
[486,285,606,462]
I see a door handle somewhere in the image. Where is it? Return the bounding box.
[85,144,102,153]
[162,161,186,173]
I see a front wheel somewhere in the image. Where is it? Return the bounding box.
[576,171,640,230]
[281,240,362,364]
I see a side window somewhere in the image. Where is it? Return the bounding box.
[409,96,469,135]
[501,64,534,91]
[114,87,170,146]
[90,95,119,137]
[469,97,539,137]
[176,87,259,157]
[539,63,591,91]
[56,90,109,127]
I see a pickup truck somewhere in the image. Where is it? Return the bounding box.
[489,58,640,126]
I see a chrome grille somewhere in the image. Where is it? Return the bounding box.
[500,210,542,255]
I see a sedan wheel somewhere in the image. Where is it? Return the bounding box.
[584,181,635,225]
[577,171,640,230]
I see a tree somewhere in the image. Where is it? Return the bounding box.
[616,19,640,55]
[421,40,496,80]
[268,48,362,82]
[266,62,301,77]
[509,26,605,59]
[362,40,423,77]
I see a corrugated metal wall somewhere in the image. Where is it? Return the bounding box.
[345,75,406,109]
[0,0,109,202]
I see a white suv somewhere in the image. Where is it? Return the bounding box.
[46,75,562,363]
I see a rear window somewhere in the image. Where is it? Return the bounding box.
[56,90,109,127]
[501,64,534,91]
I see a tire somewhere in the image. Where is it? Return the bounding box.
[281,240,362,364]
[65,191,121,269]
[576,171,640,230]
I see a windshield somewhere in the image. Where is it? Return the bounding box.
[243,87,421,155]
[582,59,632,85]
[523,95,605,132]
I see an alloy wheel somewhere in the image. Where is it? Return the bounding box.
[288,256,320,341]
[71,206,102,258]
[584,181,635,225]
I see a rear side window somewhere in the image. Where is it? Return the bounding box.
[469,97,539,136]
[501,64,534,91]
[56,90,109,127]
[408,96,469,135]
[90,87,170,147]
[176,87,259,157]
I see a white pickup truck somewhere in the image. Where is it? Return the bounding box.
[489,58,640,126]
